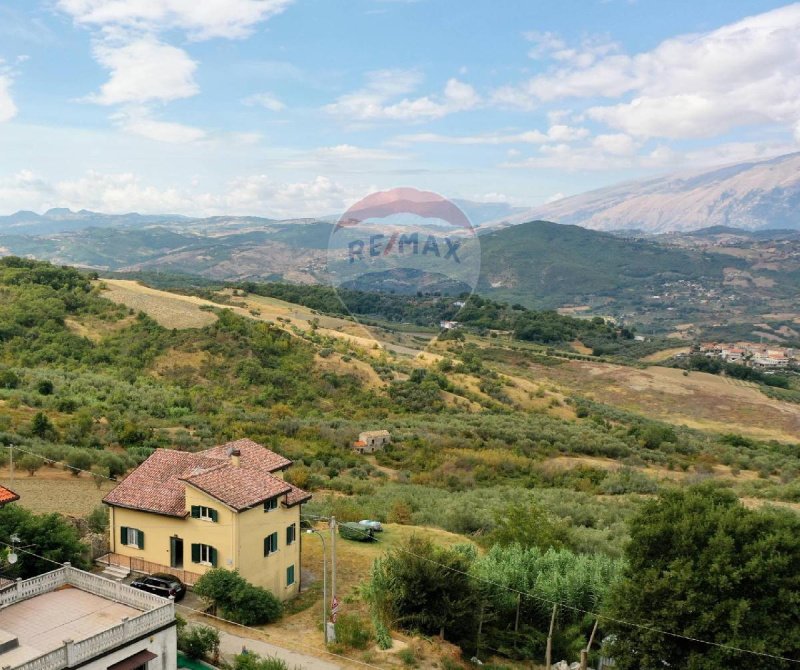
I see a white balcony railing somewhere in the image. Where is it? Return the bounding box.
[1,565,174,670]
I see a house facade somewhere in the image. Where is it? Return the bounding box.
[0,564,176,670]
[353,430,391,454]
[103,439,310,600]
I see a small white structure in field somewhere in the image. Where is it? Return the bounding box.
[353,430,391,454]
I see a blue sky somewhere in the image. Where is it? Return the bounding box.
[0,0,798,217]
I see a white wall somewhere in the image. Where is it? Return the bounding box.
[80,624,177,670]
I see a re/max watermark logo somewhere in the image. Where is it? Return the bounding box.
[348,232,462,263]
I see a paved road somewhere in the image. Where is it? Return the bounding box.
[217,629,342,670]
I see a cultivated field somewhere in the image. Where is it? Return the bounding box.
[0,467,114,517]
[525,360,800,442]
[101,279,218,329]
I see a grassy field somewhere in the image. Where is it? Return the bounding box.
[507,358,800,443]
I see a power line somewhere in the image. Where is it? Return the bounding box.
[0,540,382,670]
[320,520,800,665]
[8,446,800,664]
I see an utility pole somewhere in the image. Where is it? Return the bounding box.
[580,619,599,670]
[329,516,337,621]
[514,592,521,632]
[305,530,328,644]
[8,444,13,484]
[545,604,557,669]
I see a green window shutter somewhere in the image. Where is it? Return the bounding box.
[191,543,201,563]
[286,525,291,545]
[210,509,218,522]
[191,505,200,518]
[263,537,269,556]
[210,547,218,567]
[136,530,145,550]
[272,532,278,552]
[120,526,128,545]
[287,565,295,586]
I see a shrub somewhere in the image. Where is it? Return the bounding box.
[397,648,418,667]
[85,505,109,533]
[230,583,283,626]
[194,568,282,625]
[372,615,392,650]
[178,624,220,662]
[233,652,289,670]
[333,613,372,650]
[0,369,20,389]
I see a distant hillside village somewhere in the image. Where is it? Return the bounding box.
[694,342,797,369]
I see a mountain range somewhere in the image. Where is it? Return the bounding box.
[495,152,800,233]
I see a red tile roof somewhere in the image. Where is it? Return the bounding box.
[0,485,19,506]
[202,439,292,471]
[182,464,292,511]
[103,440,309,516]
[285,481,312,507]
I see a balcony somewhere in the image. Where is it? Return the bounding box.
[0,565,174,670]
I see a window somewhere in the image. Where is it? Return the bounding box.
[286,523,296,546]
[191,543,218,566]
[263,532,278,557]
[120,526,144,549]
[286,564,295,587]
[190,505,218,522]
[264,497,278,512]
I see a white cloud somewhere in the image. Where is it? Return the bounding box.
[0,73,17,122]
[391,124,588,146]
[57,0,293,40]
[592,133,637,156]
[242,92,286,111]
[324,70,479,122]
[88,37,199,105]
[112,107,206,143]
[0,169,358,218]
[498,5,800,140]
[525,31,620,68]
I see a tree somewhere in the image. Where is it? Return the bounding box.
[30,411,57,440]
[17,453,43,477]
[605,485,800,669]
[0,505,89,578]
[65,449,94,476]
[37,379,54,395]
[369,536,477,642]
[483,502,569,551]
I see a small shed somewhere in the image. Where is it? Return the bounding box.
[353,430,391,454]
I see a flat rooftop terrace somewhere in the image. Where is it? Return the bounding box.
[0,587,142,668]
[0,565,174,670]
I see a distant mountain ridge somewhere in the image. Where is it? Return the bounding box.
[498,152,800,233]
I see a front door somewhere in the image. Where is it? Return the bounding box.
[170,537,184,568]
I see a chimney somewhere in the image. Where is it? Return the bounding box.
[228,447,241,467]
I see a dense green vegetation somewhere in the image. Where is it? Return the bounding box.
[606,485,800,669]
[476,220,739,309]
[2,257,800,667]
[0,503,89,577]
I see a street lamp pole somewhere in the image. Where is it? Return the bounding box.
[306,529,328,644]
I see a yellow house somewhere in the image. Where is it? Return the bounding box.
[103,439,310,600]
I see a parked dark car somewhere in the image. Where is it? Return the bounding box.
[130,573,187,601]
